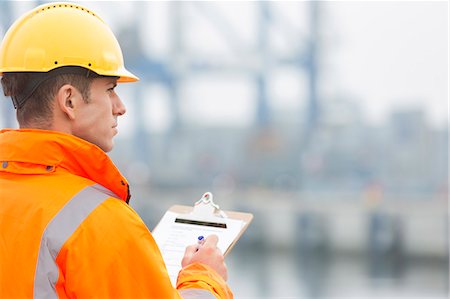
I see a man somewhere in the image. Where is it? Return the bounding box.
[0,2,232,299]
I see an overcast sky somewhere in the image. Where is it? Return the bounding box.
[323,0,448,128]
[93,0,450,129]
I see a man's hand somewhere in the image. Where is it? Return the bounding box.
[181,234,228,281]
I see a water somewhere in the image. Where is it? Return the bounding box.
[227,247,448,299]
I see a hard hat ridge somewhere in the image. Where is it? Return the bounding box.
[0,2,138,82]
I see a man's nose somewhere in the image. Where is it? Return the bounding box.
[113,95,126,116]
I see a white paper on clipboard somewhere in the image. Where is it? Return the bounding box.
[152,192,252,286]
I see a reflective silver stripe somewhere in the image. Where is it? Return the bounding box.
[33,184,111,299]
[91,183,120,199]
[179,289,218,299]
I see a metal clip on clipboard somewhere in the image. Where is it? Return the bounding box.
[175,192,228,228]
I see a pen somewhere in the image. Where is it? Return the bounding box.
[196,235,205,251]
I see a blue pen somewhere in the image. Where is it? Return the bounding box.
[196,236,205,251]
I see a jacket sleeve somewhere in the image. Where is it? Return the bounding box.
[177,263,233,299]
[56,197,232,299]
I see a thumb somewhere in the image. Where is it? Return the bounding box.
[203,234,219,247]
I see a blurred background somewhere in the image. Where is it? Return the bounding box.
[1,1,448,298]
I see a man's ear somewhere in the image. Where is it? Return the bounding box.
[55,84,77,120]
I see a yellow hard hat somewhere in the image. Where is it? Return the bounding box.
[0,2,138,82]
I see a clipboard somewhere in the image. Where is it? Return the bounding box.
[152,192,253,285]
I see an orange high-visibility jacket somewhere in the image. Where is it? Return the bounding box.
[0,129,232,299]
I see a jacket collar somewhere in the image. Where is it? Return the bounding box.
[0,129,130,203]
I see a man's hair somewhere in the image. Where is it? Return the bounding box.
[1,72,93,128]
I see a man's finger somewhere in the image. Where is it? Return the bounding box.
[183,244,197,259]
[181,244,197,267]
